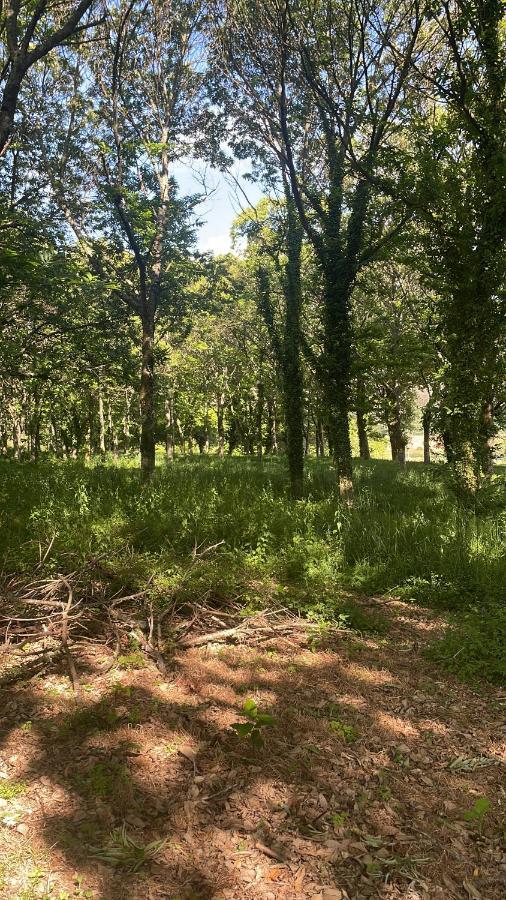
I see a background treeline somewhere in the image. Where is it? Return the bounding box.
[0,0,505,499]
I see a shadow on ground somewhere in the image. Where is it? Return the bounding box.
[0,600,504,899]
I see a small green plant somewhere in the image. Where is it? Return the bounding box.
[231,698,275,748]
[329,719,358,743]
[117,651,145,670]
[73,761,129,800]
[112,683,132,698]
[0,780,27,799]
[164,740,181,756]
[58,702,118,738]
[330,811,349,828]
[90,824,166,873]
[463,797,491,834]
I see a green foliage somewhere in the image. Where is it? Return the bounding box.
[0,457,504,685]
[58,703,119,739]
[463,798,491,834]
[330,811,349,828]
[90,825,166,873]
[0,780,27,800]
[428,602,506,684]
[117,651,146,670]
[231,698,276,747]
[73,762,130,801]
[329,720,358,743]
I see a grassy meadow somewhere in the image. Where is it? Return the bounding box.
[1,455,504,685]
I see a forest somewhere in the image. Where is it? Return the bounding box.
[0,2,505,899]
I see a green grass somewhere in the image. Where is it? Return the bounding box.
[0,455,504,683]
[0,780,28,800]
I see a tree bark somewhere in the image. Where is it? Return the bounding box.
[217,393,225,458]
[266,398,278,454]
[256,381,264,459]
[0,63,25,156]
[140,315,156,480]
[282,189,304,498]
[315,418,325,457]
[107,397,119,458]
[98,389,106,458]
[356,409,371,461]
[388,417,407,466]
[0,1,97,155]
[479,399,495,477]
[423,406,431,465]
[165,396,174,461]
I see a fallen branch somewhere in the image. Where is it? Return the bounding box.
[178,623,248,648]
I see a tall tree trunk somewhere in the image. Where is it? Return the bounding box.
[204,402,210,453]
[315,418,325,457]
[98,389,106,458]
[107,398,119,459]
[423,406,431,465]
[266,398,278,454]
[0,64,25,156]
[217,393,225,458]
[282,189,304,497]
[304,407,311,456]
[320,177,369,501]
[165,396,174,461]
[356,409,371,461]
[256,381,264,459]
[30,413,41,462]
[12,417,21,459]
[123,390,132,452]
[50,417,63,457]
[480,399,495,477]
[387,417,407,466]
[140,315,156,480]
[1,423,8,456]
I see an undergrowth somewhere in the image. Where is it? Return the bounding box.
[0,455,504,684]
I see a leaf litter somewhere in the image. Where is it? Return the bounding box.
[0,596,504,899]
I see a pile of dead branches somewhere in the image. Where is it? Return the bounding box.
[0,559,317,691]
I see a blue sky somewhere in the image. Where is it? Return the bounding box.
[175,162,263,255]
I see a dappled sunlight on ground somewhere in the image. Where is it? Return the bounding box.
[0,597,505,899]
[372,713,420,740]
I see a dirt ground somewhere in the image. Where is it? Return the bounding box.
[0,598,504,900]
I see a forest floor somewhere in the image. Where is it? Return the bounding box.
[0,594,504,900]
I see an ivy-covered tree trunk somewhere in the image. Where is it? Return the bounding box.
[320,173,369,500]
[322,265,354,495]
[140,315,156,481]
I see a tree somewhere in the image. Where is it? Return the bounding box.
[212,0,422,497]
[90,0,205,479]
[354,261,434,464]
[404,0,506,486]
[234,195,305,497]
[0,0,100,154]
